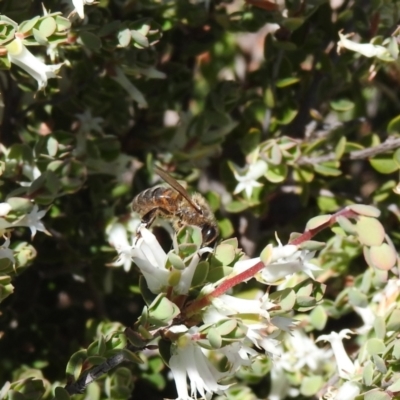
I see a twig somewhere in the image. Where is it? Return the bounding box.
[63,351,128,395]
[298,136,400,165]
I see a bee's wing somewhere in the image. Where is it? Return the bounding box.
[154,166,202,214]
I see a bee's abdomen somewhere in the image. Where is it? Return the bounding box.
[132,186,180,216]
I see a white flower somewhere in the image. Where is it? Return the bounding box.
[324,381,360,400]
[131,226,170,293]
[107,222,135,272]
[130,227,210,295]
[204,293,273,322]
[261,246,318,283]
[231,159,267,198]
[0,236,15,266]
[72,0,96,19]
[338,32,393,61]
[175,247,212,295]
[278,329,331,372]
[75,109,104,133]
[0,203,12,217]
[317,329,356,379]
[218,342,256,371]
[12,205,48,238]
[6,38,63,91]
[169,327,230,400]
[231,240,319,285]
[354,305,375,334]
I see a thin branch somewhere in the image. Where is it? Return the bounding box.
[63,352,128,395]
[298,136,400,165]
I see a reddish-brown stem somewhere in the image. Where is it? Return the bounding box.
[289,208,358,246]
[184,261,265,317]
[183,207,360,317]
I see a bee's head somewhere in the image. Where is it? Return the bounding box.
[201,224,219,245]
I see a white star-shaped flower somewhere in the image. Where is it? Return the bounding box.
[231,160,267,198]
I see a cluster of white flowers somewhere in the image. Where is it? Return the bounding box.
[108,222,335,400]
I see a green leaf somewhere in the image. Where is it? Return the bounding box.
[356,217,385,246]
[207,327,222,349]
[335,136,347,159]
[366,338,386,356]
[167,252,185,270]
[394,147,400,167]
[131,30,149,48]
[393,339,400,359]
[18,16,40,34]
[348,287,369,307]
[364,389,391,400]
[214,243,236,265]
[387,376,400,392]
[363,361,374,386]
[270,289,295,311]
[80,31,102,51]
[275,77,300,88]
[281,18,305,31]
[120,348,143,363]
[299,375,323,396]
[6,197,33,213]
[118,28,131,47]
[313,162,341,176]
[348,204,380,217]
[330,99,355,111]
[66,350,87,381]
[55,15,71,32]
[374,316,386,340]
[265,163,287,183]
[310,305,327,330]
[369,243,397,271]
[370,156,398,174]
[387,114,400,133]
[306,214,331,230]
[38,17,57,37]
[54,387,70,400]
[32,28,48,45]
[215,319,237,336]
[225,201,249,213]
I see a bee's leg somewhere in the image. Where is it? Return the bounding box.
[135,208,170,243]
[141,208,160,227]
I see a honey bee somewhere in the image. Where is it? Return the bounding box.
[132,167,218,245]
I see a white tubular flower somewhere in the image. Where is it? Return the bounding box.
[12,205,48,238]
[204,293,273,323]
[72,0,96,19]
[231,159,267,198]
[354,305,375,334]
[169,327,230,400]
[175,247,212,295]
[6,38,63,91]
[0,236,15,265]
[316,329,356,379]
[131,227,170,293]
